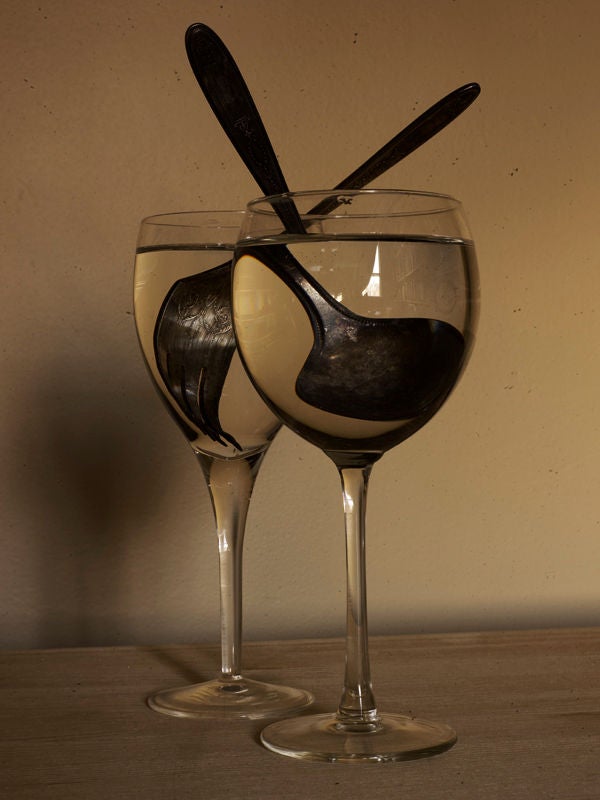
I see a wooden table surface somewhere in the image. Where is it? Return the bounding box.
[1,628,599,799]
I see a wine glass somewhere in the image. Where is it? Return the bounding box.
[232,189,479,760]
[133,210,314,718]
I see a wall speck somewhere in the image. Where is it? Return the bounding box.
[353,32,358,44]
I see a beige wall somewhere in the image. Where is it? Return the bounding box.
[3,0,600,649]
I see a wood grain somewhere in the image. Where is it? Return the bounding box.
[1,629,600,798]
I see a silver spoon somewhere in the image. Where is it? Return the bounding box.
[185,23,480,223]
[173,23,479,424]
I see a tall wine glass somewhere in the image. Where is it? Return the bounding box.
[133,210,314,718]
[232,189,479,760]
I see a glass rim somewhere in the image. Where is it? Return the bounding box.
[139,209,245,228]
[245,188,462,219]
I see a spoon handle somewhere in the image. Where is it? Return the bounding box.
[186,24,480,226]
[185,23,304,233]
[307,82,480,217]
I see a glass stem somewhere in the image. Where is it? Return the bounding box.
[336,464,379,727]
[195,449,267,680]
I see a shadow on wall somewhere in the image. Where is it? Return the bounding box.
[9,354,189,649]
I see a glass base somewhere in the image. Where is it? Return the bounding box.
[147,676,314,720]
[260,712,457,762]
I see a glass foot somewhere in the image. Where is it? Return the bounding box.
[147,676,314,720]
[260,712,457,762]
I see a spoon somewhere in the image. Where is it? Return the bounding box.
[165,23,479,427]
[185,23,304,233]
[184,23,480,221]
[245,236,466,422]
